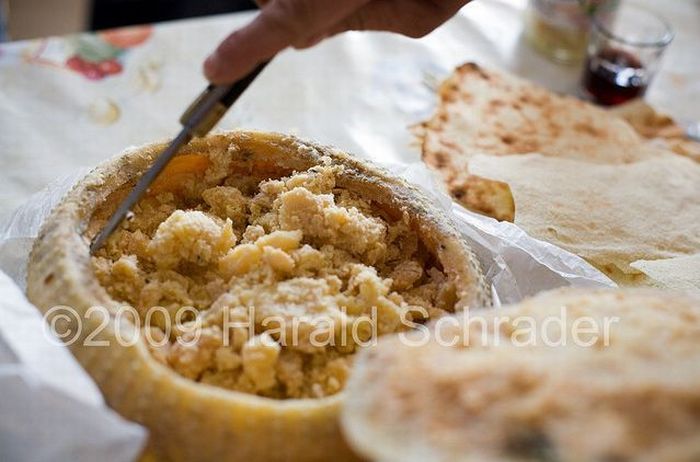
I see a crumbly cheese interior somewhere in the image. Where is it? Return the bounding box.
[93,162,456,399]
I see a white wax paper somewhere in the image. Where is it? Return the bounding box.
[385,162,615,306]
[0,173,147,462]
[0,268,146,462]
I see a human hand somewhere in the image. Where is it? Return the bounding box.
[204,0,471,84]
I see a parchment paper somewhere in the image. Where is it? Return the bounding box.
[0,269,146,462]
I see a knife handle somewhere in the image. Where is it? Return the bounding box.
[180,61,270,137]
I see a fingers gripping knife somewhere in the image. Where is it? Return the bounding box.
[90,62,269,254]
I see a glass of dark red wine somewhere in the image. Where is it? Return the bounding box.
[580,2,673,106]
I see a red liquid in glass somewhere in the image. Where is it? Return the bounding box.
[582,48,647,106]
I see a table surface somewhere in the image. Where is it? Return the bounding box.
[1,0,698,223]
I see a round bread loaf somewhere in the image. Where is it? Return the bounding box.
[343,288,700,462]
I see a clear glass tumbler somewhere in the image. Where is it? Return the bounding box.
[525,0,591,64]
[580,1,674,106]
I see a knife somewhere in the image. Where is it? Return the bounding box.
[90,61,269,254]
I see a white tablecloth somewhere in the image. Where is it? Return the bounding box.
[0,0,698,223]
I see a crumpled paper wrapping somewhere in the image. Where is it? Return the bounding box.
[0,272,146,462]
[387,162,615,306]
[0,171,147,462]
[0,171,89,290]
[0,148,614,461]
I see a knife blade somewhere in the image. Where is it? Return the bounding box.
[90,61,269,254]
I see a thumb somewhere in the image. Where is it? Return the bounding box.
[204,0,370,84]
[204,10,293,84]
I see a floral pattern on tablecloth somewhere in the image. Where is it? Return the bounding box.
[0,25,164,127]
[19,25,153,80]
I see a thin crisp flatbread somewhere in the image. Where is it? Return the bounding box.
[417,63,663,220]
[469,154,700,282]
[631,254,700,292]
[610,99,700,163]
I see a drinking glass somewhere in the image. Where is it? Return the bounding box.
[580,1,673,106]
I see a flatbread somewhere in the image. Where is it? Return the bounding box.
[417,63,662,220]
[342,288,700,462]
[630,254,700,292]
[469,154,700,283]
[609,98,685,138]
[610,99,700,163]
